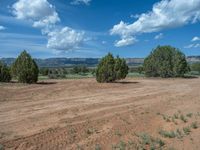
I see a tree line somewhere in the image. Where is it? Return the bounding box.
[0,45,194,84]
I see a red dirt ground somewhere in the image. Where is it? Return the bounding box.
[0,78,200,149]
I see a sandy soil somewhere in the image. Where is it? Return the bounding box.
[0,78,200,150]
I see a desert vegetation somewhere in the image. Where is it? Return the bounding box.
[11,50,39,84]
[0,62,11,82]
[0,46,200,150]
[143,46,189,78]
[96,53,129,83]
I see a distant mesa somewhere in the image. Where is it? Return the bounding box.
[0,56,199,68]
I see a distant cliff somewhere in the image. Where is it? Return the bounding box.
[0,56,199,68]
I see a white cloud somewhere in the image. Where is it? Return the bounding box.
[12,0,85,51]
[71,0,91,5]
[154,33,163,40]
[184,43,200,48]
[0,26,6,31]
[47,27,84,50]
[115,37,137,47]
[12,0,60,28]
[111,0,200,47]
[191,36,200,42]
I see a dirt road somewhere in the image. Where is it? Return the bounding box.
[0,78,200,149]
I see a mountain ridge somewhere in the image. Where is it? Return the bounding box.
[1,56,200,68]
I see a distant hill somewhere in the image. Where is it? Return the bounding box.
[187,56,200,64]
[0,56,199,68]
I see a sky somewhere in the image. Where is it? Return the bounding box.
[0,0,200,58]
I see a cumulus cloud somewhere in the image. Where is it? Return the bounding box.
[111,0,200,47]
[12,0,60,28]
[0,26,6,31]
[154,33,163,40]
[115,37,137,47]
[47,27,84,50]
[191,36,200,42]
[12,0,85,51]
[71,0,91,5]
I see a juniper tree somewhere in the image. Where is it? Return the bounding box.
[11,50,39,83]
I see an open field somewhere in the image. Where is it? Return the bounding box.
[0,78,200,150]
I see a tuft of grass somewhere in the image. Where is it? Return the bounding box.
[139,133,152,145]
[95,144,101,150]
[138,133,165,149]
[159,130,176,138]
[162,114,171,122]
[180,114,187,123]
[86,128,96,135]
[191,122,198,129]
[173,113,179,119]
[112,140,138,150]
[76,144,83,150]
[172,117,178,125]
[0,144,4,150]
[183,126,191,135]
[115,130,122,137]
[176,129,183,139]
[112,141,126,150]
[186,113,193,118]
[156,112,161,115]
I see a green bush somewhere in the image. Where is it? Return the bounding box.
[71,65,89,74]
[39,68,49,76]
[190,63,200,74]
[48,69,66,79]
[96,53,129,83]
[115,56,129,80]
[144,46,189,78]
[11,50,39,84]
[0,62,11,82]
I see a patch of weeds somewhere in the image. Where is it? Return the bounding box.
[186,113,193,118]
[95,144,101,150]
[156,138,165,147]
[112,140,138,150]
[159,130,176,138]
[162,114,171,122]
[173,113,179,119]
[112,141,126,150]
[0,144,4,150]
[127,141,138,149]
[183,126,191,135]
[191,122,198,129]
[69,128,76,134]
[86,128,96,135]
[176,129,183,139]
[156,112,161,115]
[76,144,83,150]
[180,114,187,123]
[172,117,178,125]
[47,128,54,132]
[197,112,200,116]
[138,133,165,149]
[115,130,122,137]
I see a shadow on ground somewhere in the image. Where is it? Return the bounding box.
[115,81,139,84]
[37,81,57,85]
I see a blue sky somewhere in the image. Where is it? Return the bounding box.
[0,0,200,58]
